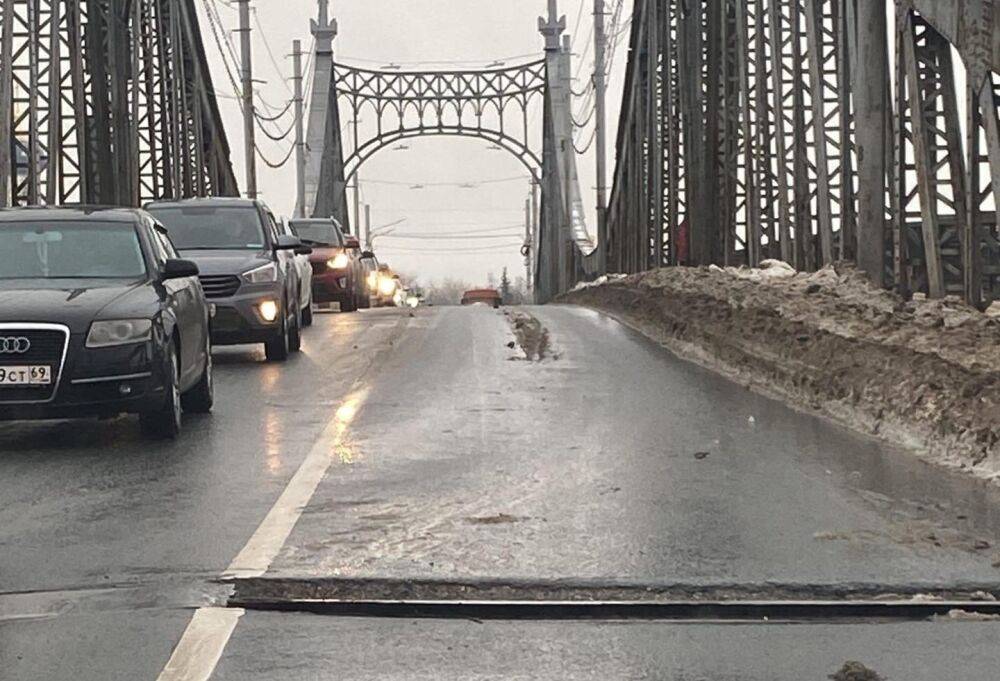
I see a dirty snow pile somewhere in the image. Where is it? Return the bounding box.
[507,310,551,361]
[562,262,1000,481]
[569,273,628,293]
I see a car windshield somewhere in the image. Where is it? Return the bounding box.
[289,221,342,246]
[147,205,265,250]
[0,221,147,279]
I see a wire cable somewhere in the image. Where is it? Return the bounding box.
[363,175,529,188]
[253,96,293,122]
[379,233,525,241]
[255,113,295,142]
[377,244,524,254]
[334,51,540,69]
[254,140,295,169]
[574,125,597,154]
[202,0,243,101]
[251,6,293,95]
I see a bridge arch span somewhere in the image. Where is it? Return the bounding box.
[345,129,541,186]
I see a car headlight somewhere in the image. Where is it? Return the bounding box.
[367,272,378,290]
[378,277,397,296]
[328,253,350,270]
[242,263,278,284]
[86,319,153,348]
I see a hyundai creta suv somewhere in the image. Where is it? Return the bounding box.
[146,198,310,362]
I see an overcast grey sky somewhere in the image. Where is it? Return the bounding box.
[197,0,632,286]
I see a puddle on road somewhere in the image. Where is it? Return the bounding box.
[800,425,1000,561]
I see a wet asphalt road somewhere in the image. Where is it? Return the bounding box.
[3,305,1000,679]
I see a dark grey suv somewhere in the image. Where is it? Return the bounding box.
[146,198,310,362]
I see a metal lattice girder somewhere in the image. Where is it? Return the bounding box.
[610,0,859,272]
[332,60,547,182]
[606,0,648,274]
[0,0,237,207]
[804,0,855,265]
[662,0,684,267]
[968,71,1000,303]
[598,0,997,310]
[896,10,969,299]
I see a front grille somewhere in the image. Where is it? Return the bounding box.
[199,275,241,299]
[0,327,68,403]
[311,261,328,275]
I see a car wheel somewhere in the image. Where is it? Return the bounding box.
[140,344,182,440]
[264,305,290,362]
[358,289,371,310]
[181,337,214,414]
[341,294,358,313]
[302,298,314,327]
[289,300,302,353]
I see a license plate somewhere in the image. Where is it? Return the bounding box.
[0,366,52,386]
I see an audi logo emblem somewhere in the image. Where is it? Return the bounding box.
[0,337,31,354]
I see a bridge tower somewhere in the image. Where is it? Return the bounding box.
[298,0,351,229]
[298,0,598,302]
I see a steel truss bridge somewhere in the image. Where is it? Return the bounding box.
[0,0,238,209]
[606,0,1000,307]
[2,1,998,307]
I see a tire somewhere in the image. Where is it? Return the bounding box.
[140,344,182,440]
[288,300,302,353]
[181,336,214,414]
[264,305,290,362]
[341,294,358,313]
[358,288,371,310]
[302,298,314,327]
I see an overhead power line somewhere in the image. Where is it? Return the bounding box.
[380,233,525,241]
[363,175,529,188]
[253,95,294,122]
[334,52,540,69]
[255,140,295,169]
[378,244,524,254]
[251,7,293,95]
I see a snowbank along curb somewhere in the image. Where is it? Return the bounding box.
[561,262,1000,482]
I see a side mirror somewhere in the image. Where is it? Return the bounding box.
[294,245,313,256]
[274,234,302,251]
[361,250,376,259]
[344,236,361,249]
[162,258,199,280]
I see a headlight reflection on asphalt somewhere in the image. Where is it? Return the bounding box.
[332,388,368,464]
[265,410,283,475]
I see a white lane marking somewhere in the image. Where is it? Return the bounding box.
[226,388,369,578]
[156,387,369,680]
[157,608,244,681]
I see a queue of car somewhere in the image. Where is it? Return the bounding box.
[0,199,384,441]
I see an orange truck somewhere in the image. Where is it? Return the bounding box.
[461,288,503,309]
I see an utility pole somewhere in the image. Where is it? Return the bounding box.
[593,0,608,274]
[524,198,533,292]
[530,174,539,296]
[351,121,360,236]
[364,203,371,250]
[292,39,306,218]
[352,175,360,237]
[236,0,258,198]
